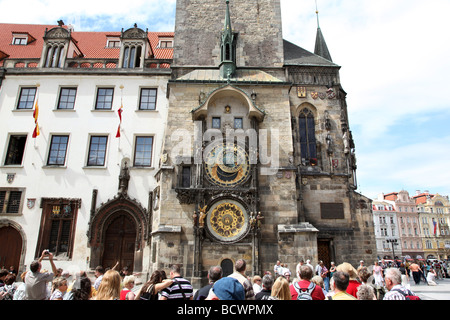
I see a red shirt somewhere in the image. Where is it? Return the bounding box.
[289,280,325,300]
[346,280,361,298]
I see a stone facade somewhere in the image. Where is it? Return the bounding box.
[152,0,377,287]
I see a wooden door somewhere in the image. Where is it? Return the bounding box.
[318,240,331,269]
[102,215,136,272]
[0,226,22,273]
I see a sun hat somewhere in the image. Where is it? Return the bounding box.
[212,277,245,300]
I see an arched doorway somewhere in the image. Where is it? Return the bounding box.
[0,226,22,274]
[102,214,137,272]
[221,259,234,277]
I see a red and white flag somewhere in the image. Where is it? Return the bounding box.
[116,104,123,138]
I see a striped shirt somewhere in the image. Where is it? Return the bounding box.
[160,277,193,300]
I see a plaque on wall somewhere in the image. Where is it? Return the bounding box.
[320,203,345,219]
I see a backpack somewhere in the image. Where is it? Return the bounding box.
[293,281,316,300]
[392,288,421,300]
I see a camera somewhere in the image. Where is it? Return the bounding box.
[44,250,50,255]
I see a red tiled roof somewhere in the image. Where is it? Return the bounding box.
[413,193,434,205]
[0,23,173,61]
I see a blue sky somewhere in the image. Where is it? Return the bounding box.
[1,0,449,200]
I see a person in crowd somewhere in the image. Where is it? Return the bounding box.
[329,271,357,300]
[252,275,262,294]
[65,276,92,300]
[426,267,438,286]
[205,277,245,300]
[290,265,325,300]
[409,261,423,285]
[399,263,410,288]
[271,276,291,300]
[25,250,58,300]
[0,274,17,300]
[273,260,282,278]
[13,272,28,300]
[357,284,376,300]
[255,274,274,300]
[50,277,68,300]
[311,275,328,296]
[135,270,173,300]
[0,269,8,288]
[384,268,418,300]
[93,269,122,300]
[93,265,105,290]
[336,262,360,298]
[160,264,194,300]
[329,262,336,279]
[228,259,255,300]
[194,266,222,300]
[120,275,136,300]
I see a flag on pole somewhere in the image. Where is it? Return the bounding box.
[116,104,123,138]
[433,219,437,235]
[32,94,40,138]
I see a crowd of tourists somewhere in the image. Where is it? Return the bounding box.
[1,250,447,300]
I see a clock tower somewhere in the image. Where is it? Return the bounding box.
[153,0,376,287]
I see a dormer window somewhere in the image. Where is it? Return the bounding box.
[119,26,151,69]
[106,37,121,48]
[158,38,173,48]
[13,37,27,45]
[12,33,35,46]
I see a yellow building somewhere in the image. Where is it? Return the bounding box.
[414,191,450,261]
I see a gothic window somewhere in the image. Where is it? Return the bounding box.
[122,45,142,68]
[4,135,27,166]
[44,44,65,68]
[299,108,317,164]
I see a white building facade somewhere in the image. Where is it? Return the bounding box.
[0,23,173,278]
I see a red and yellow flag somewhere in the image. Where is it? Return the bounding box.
[32,96,40,138]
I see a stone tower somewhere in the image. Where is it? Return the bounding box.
[152,0,376,287]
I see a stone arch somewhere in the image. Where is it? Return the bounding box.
[0,219,27,274]
[88,194,148,271]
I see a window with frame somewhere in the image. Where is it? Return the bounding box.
[299,108,317,164]
[159,40,173,48]
[139,88,157,110]
[4,135,27,166]
[87,136,108,166]
[57,88,77,110]
[234,118,243,129]
[0,189,25,215]
[95,88,114,110]
[36,198,80,259]
[47,135,69,166]
[13,37,27,45]
[17,87,37,110]
[212,117,221,129]
[134,136,153,167]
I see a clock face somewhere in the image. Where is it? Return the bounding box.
[206,200,249,243]
[204,143,250,187]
